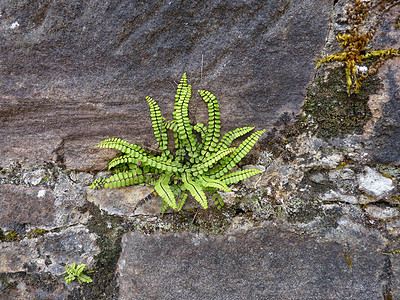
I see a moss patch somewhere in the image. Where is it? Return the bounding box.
[286,197,322,223]
[75,202,125,299]
[303,67,379,138]
[0,273,60,298]
[1,230,23,242]
[27,228,46,239]
[237,188,279,220]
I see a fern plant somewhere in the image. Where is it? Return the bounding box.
[64,263,93,284]
[90,73,265,212]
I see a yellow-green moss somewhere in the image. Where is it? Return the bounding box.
[303,67,377,138]
[27,228,47,239]
[2,231,22,242]
[383,250,400,255]
[315,0,400,94]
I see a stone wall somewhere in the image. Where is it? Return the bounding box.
[1,0,400,299]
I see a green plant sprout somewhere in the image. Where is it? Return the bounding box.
[64,263,93,284]
[90,73,265,212]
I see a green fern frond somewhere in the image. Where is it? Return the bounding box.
[141,173,162,187]
[199,175,231,192]
[174,73,189,104]
[169,184,189,211]
[194,123,208,144]
[209,189,224,209]
[177,192,188,211]
[182,172,208,209]
[155,173,177,209]
[106,146,180,173]
[108,155,139,170]
[173,74,198,156]
[76,273,93,284]
[173,73,191,135]
[97,138,147,157]
[161,199,169,214]
[198,90,221,157]
[217,127,255,150]
[208,130,266,179]
[188,148,235,176]
[65,263,92,284]
[220,168,263,185]
[99,138,180,173]
[89,177,109,189]
[90,170,149,189]
[164,118,177,132]
[142,155,181,173]
[76,263,85,274]
[146,96,168,151]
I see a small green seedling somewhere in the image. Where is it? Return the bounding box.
[64,263,93,284]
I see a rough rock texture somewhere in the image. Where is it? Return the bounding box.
[365,3,400,165]
[87,185,156,217]
[358,166,396,199]
[0,0,332,170]
[1,0,400,299]
[87,184,202,216]
[0,184,55,227]
[0,226,99,274]
[117,221,385,299]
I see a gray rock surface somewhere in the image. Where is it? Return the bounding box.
[22,169,47,186]
[0,226,99,275]
[117,222,385,299]
[87,185,157,216]
[0,0,333,170]
[365,3,400,165]
[0,184,55,228]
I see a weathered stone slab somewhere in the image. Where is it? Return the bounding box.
[87,185,157,216]
[366,62,400,165]
[38,226,99,275]
[0,0,333,170]
[0,184,55,227]
[0,225,99,275]
[53,173,90,227]
[117,224,385,299]
[0,239,39,273]
[1,280,69,300]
